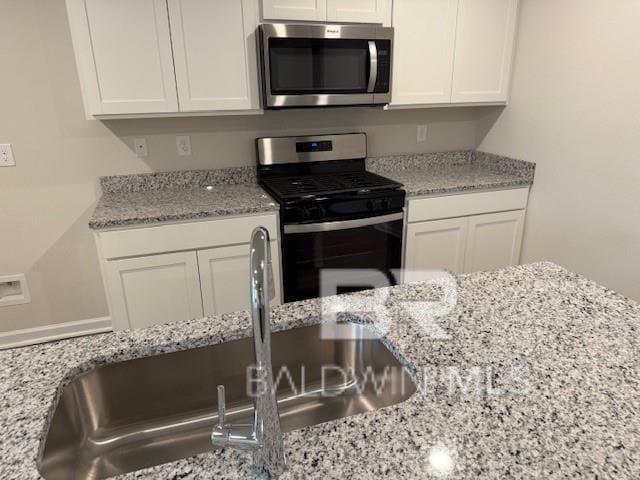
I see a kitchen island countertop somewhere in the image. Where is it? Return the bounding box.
[1,261,638,479]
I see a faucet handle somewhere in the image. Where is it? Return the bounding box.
[217,385,226,428]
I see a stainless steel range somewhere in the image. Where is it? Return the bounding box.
[256,133,405,303]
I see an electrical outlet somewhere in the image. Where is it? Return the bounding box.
[133,138,148,157]
[0,144,16,167]
[417,125,428,143]
[176,135,192,156]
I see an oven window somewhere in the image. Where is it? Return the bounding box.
[269,38,370,94]
[281,219,403,303]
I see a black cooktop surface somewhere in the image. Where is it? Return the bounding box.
[260,171,402,201]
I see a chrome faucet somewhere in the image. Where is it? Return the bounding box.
[211,227,286,478]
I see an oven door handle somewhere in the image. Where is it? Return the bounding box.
[284,212,403,234]
[367,41,378,93]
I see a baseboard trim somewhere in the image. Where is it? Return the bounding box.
[0,317,113,350]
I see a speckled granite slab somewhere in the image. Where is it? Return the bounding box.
[90,166,277,230]
[89,184,278,230]
[100,166,256,194]
[367,150,535,197]
[90,151,534,229]
[1,262,639,479]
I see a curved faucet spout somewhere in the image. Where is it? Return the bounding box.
[211,227,286,478]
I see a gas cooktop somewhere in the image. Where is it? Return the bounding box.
[260,170,402,201]
[256,133,405,224]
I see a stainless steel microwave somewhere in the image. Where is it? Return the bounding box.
[258,23,393,109]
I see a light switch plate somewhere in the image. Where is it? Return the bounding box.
[0,144,16,167]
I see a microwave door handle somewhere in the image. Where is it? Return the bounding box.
[367,41,378,93]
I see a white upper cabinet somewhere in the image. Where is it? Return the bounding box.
[66,0,178,115]
[262,0,327,21]
[451,0,519,103]
[168,0,260,112]
[65,0,520,116]
[261,0,389,23]
[391,0,519,107]
[326,0,392,25]
[391,0,458,105]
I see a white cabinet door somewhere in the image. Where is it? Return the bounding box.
[405,217,468,277]
[198,242,282,316]
[391,0,459,106]
[168,0,260,112]
[451,0,519,103]
[327,0,391,25]
[105,252,203,330]
[464,210,524,272]
[262,0,327,21]
[65,0,178,115]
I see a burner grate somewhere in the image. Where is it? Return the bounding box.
[262,172,399,200]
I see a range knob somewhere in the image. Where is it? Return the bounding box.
[301,206,325,221]
[367,199,385,212]
[310,206,325,220]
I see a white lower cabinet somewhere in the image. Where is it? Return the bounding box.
[404,189,529,278]
[96,214,281,330]
[198,241,281,316]
[104,251,204,330]
[406,217,468,274]
[463,210,524,273]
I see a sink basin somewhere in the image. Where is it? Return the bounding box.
[38,323,416,479]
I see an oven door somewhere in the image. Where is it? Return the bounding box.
[260,23,392,108]
[281,213,404,303]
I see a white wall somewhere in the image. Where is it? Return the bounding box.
[0,0,490,333]
[478,0,640,300]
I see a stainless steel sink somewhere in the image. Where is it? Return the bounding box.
[38,323,416,479]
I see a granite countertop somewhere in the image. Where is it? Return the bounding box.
[89,151,535,230]
[89,167,278,230]
[367,150,535,197]
[89,184,278,230]
[2,262,639,479]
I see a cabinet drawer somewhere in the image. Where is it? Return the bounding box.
[98,214,279,260]
[407,188,529,223]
